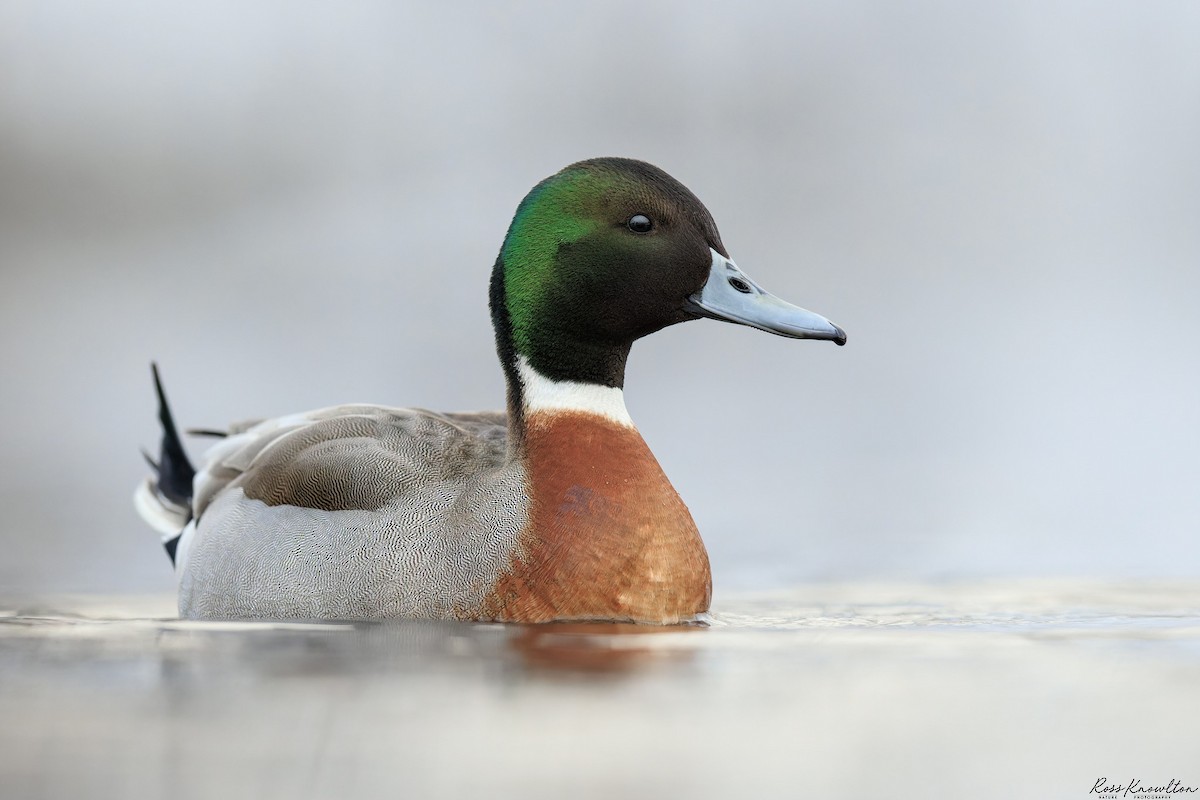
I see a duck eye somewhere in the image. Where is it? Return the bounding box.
[626,214,653,233]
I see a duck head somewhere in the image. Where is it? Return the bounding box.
[490,158,845,410]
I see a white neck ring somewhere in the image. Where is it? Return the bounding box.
[516,356,634,427]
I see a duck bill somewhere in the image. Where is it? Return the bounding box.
[685,249,847,345]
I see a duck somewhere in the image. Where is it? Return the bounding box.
[134,157,846,624]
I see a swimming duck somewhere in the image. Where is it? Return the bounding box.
[135,157,846,623]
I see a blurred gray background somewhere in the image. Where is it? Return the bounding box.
[1,1,1197,595]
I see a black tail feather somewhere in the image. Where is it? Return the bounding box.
[164,536,180,564]
[186,428,228,439]
[149,363,196,565]
[150,363,196,510]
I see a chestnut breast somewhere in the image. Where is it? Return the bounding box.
[485,411,712,623]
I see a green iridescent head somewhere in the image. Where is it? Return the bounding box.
[490,158,725,389]
[489,157,846,409]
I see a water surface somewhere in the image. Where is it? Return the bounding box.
[3,580,1198,800]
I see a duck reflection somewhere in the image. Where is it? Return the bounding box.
[509,621,703,674]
